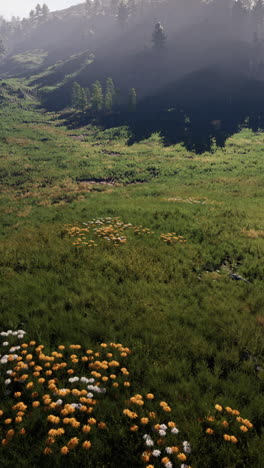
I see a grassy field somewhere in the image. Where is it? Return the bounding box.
[0,83,264,467]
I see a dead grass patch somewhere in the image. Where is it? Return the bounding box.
[6,137,34,146]
[242,228,264,239]
[16,206,32,217]
[256,315,264,330]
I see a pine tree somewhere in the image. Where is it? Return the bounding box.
[104,90,113,111]
[85,88,90,103]
[35,4,42,17]
[42,4,50,18]
[29,10,35,19]
[0,39,5,56]
[104,78,116,111]
[80,88,88,111]
[106,77,115,94]
[152,22,167,48]
[91,81,103,112]
[128,88,137,111]
[72,82,82,109]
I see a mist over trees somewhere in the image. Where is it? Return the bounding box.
[1,0,264,150]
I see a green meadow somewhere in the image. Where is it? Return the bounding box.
[0,86,264,467]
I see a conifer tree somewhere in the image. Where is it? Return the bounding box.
[128,88,137,111]
[85,88,90,103]
[29,10,35,19]
[104,90,113,111]
[80,88,88,110]
[152,22,167,48]
[72,82,82,109]
[35,4,42,17]
[106,77,115,95]
[42,4,50,18]
[91,81,103,112]
[0,38,5,56]
[104,78,116,111]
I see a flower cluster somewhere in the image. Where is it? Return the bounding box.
[123,393,192,467]
[65,217,154,247]
[160,233,187,245]
[0,332,131,455]
[203,404,254,445]
[1,331,254,466]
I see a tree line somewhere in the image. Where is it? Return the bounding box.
[71,78,137,113]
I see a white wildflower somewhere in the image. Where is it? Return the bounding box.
[145,437,154,447]
[152,449,161,457]
[69,377,79,383]
[165,462,173,468]
[6,370,12,375]
[80,377,88,383]
[9,346,20,353]
[55,399,63,406]
[5,379,11,385]
[2,342,9,346]
[158,429,166,437]
[183,441,191,454]
[165,447,173,454]
[160,424,167,431]
[171,427,179,435]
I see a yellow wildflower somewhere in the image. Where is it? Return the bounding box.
[98,422,107,429]
[140,418,149,425]
[161,458,170,465]
[130,425,138,431]
[215,404,223,412]
[88,418,96,425]
[82,441,92,450]
[240,425,248,432]
[177,453,187,461]
[206,428,214,435]
[61,446,69,455]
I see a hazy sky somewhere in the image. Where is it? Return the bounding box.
[0,0,82,19]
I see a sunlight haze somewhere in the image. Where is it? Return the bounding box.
[0,0,81,19]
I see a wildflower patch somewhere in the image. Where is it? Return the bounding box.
[65,217,187,248]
